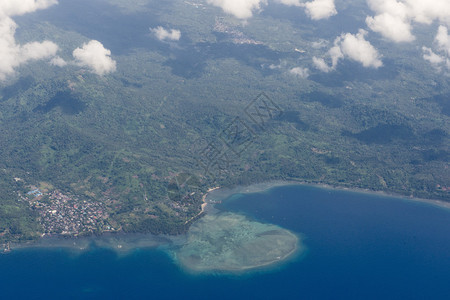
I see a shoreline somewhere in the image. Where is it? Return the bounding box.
[3,231,176,255]
[3,180,449,253]
[202,186,220,208]
[183,186,220,225]
[203,180,450,211]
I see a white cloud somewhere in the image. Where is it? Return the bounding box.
[150,26,181,41]
[0,0,58,18]
[304,0,337,20]
[435,25,450,56]
[366,13,414,42]
[50,56,67,67]
[0,17,59,81]
[274,0,302,6]
[422,47,443,65]
[406,0,450,25]
[422,26,450,71]
[20,41,59,60]
[274,0,337,20]
[73,40,117,76]
[313,29,382,72]
[268,60,309,77]
[0,0,60,81]
[207,0,337,20]
[366,0,450,43]
[339,30,383,68]
[328,44,344,67]
[289,67,309,78]
[207,0,266,19]
[312,57,333,72]
[0,1,121,80]
[311,39,329,49]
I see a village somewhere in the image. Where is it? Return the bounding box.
[25,188,114,237]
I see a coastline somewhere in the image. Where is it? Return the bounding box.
[183,186,220,225]
[4,180,449,254]
[203,180,450,212]
[3,232,176,255]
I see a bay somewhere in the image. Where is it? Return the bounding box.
[2,184,450,299]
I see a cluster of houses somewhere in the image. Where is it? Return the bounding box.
[28,189,112,236]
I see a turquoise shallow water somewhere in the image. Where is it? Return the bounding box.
[1,185,450,299]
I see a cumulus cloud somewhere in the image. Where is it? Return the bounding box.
[366,0,450,43]
[207,0,336,20]
[20,41,58,61]
[289,67,309,78]
[327,44,344,67]
[0,1,60,81]
[150,26,181,41]
[304,0,337,20]
[207,0,266,19]
[268,60,309,77]
[73,40,117,76]
[339,30,383,68]
[366,13,414,42]
[313,29,382,72]
[422,47,444,64]
[312,57,332,72]
[50,56,67,67]
[274,0,337,20]
[0,0,58,18]
[435,25,450,56]
[274,0,302,6]
[422,26,450,71]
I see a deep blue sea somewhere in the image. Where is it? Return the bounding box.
[2,185,450,299]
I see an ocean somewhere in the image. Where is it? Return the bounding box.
[1,184,450,299]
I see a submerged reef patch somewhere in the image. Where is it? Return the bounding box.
[173,212,301,273]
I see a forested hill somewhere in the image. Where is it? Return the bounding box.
[0,0,448,245]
